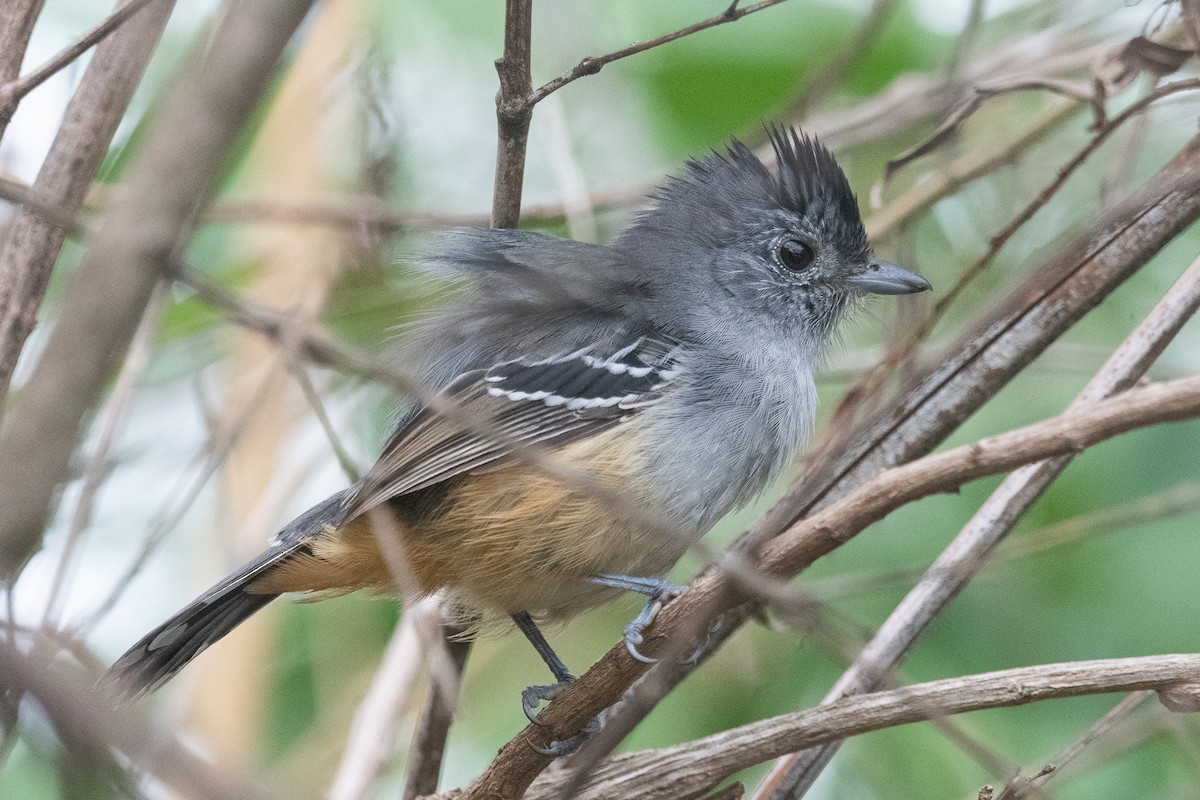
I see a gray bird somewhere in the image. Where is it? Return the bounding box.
[109,126,930,725]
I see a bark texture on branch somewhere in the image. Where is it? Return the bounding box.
[523,655,1200,800]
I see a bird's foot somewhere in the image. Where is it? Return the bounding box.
[522,678,603,756]
[620,581,688,664]
[527,713,603,757]
[522,677,575,724]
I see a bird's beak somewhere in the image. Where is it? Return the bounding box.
[845,259,931,295]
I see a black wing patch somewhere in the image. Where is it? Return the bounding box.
[484,343,667,410]
[341,341,677,522]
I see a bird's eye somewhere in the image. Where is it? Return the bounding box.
[778,238,815,272]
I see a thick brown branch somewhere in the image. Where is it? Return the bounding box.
[461,131,1200,799]
[758,374,1200,576]
[757,252,1200,797]
[491,0,533,229]
[521,655,1200,800]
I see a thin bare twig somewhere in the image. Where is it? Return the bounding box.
[0,0,158,114]
[789,0,901,117]
[995,692,1152,800]
[933,77,1200,321]
[805,480,1200,602]
[39,281,168,630]
[288,364,361,482]
[0,0,44,141]
[76,353,288,634]
[838,76,1200,435]
[525,0,791,108]
[946,0,987,79]
[867,98,1080,242]
[402,620,472,800]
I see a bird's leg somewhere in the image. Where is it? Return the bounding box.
[512,611,600,756]
[590,573,687,663]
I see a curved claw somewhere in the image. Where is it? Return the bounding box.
[527,715,604,757]
[624,627,660,664]
[521,678,574,725]
[620,583,687,663]
[682,614,727,665]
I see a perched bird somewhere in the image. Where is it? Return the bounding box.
[109,126,930,720]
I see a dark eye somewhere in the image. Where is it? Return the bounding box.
[778,238,815,272]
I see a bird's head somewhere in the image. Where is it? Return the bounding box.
[621,126,929,351]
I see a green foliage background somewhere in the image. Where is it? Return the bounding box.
[3,1,1200,798]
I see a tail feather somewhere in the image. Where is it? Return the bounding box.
[106,489,352,699]
[108,586,277,699]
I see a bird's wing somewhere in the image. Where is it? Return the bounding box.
[340,339,678,522]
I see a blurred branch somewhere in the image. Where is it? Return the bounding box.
[807,480,1200,602]
[994,692,1152,800]
[0,0,43,141]
[0,0,315,579]
[521,655,1200,800]
[755,249,1200,798]
[788,0,901,117]
[0,0,174,408]
[0,638,273,800]
[932,77,1200,323]
[77,352,283,634]
[40,281,167,630]
[946,0,987,79]
[289,364,362,482]
[331,597,442,800]
[458,130,1200,800]
[0,0,158,116]
[0,26,1098,242]
[866,98,1080,243]
[492,0,787,227]
[402,620,472,800]
[858,80,1200,414]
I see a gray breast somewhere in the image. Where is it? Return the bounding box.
[637,346,817,533]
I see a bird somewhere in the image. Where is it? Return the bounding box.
[108,126,930,722]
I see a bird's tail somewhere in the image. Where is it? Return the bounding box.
[106,490,351,699]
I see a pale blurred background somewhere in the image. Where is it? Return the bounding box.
[2,1,1200,798]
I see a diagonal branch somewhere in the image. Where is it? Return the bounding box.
[0,0,174,408]
[0,0,44,141]
[0,0,158,114]
[457,129,1200,800]
[756,250,1200,797]
[525,0,791,108]
[522,655,1200,800]
[0,0,316,579]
